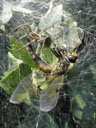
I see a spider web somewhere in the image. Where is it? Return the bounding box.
[0,0,96,128]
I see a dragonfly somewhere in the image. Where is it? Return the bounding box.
[10,24,82,112]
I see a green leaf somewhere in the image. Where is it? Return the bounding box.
[0,67,20,94]
[10,37,15,45]
[41,47,58,65]
[9,39,38,69]
[0,63,32,94]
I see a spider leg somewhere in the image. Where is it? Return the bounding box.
[15,34,28,43]
[15,39,35,52]
[13,24,32,34]
[39,24,53,36]
[15,32,40,43]
[30,33,40,40]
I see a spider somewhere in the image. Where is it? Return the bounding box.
[13,24,52,52]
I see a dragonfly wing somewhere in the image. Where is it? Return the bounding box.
[40,88,59,112]
[10,73,34,104]
[40,75,64,112]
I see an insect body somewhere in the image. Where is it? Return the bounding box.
[10,24,78,112]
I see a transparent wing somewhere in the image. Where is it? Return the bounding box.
[10,70,64,112]
[10,70,46,105]
[40,75,64,112]
[10,73,34,104]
